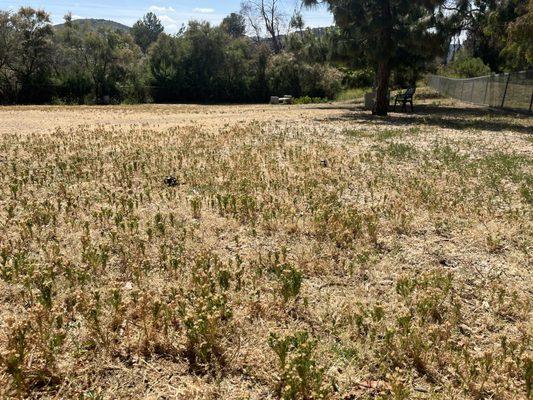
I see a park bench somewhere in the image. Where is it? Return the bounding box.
[393,87,416,112]
[270,95,293,105]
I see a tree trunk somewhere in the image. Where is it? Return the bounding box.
[373,60,391,116]
[270,32,281,54]
[372,0,393,116]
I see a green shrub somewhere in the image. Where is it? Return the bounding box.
[341,68,374,88]
[269,332,330,399]
[294,96,329,105]
[453,57,491,78]
[441,49,492,78]
[267,53,302,97]
[178,254,233,370]
[267,53,343,99]
[55,73,93,105]
[274,263,303,303]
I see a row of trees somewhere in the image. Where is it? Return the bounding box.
[1,1,531,114]
[0,8,343,105]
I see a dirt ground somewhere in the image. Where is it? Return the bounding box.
[0,102,337,134]
[1,97,530,153]
[2,97,531,174]
[0,93,531,399]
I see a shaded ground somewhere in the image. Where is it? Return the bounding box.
[317,104,532,135]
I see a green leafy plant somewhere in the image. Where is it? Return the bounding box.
[293,96,329,105]
[179,254,233,370]
[268,332,330,400]
[272,262,303,303]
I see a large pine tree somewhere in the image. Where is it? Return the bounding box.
[131,12,164,54]
[304,0,461,115]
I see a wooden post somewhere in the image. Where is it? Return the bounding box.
[529,89,533,113]
[501,73,511,108]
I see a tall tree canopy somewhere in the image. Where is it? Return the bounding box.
[303,0,461,115]
[55,14,144,104]
[504,0,533,68]
[462,0,531,72]
[221,13,247,38]
[131,12,164,54]
[0,11,12,70]
[0,7,54,103]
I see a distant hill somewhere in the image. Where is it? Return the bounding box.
[54,19,130,33]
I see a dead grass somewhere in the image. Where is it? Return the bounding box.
[0,91,532,399]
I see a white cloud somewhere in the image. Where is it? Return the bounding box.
[158,15,176,24]
[148,6,175,13]
[165,24,179,33]
[71,14,84,20]
[193,8,215,14]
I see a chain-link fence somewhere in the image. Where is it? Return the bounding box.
[428,70,533,113]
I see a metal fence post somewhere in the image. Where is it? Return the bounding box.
[483,76,490,105]
[501,73,511,108]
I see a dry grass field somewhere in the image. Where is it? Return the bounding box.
[0,91,532,399]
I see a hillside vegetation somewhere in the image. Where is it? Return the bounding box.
[54,19,130,33]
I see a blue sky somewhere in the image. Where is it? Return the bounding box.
[0,0,333,33]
